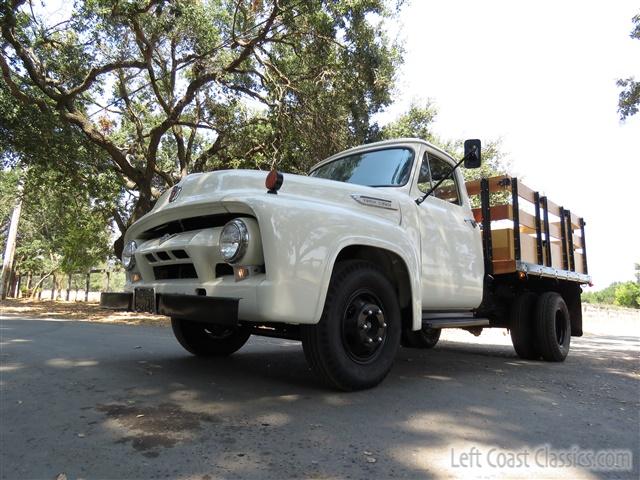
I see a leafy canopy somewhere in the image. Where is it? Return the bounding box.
[617,13,640,120]
[1,0,403,256]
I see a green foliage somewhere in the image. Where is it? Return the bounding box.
[582,280,640,309]
[1,81,120,275]
[0,167,19,240]
[1,0,404,251]
[379,102,438,142]
[617,14,640,120]
[0,165,116,276]
[614,282,640,309]
[582,283,620,305]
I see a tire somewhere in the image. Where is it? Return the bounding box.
[402,327,441,349]
[509,292,539,360]
[171,318,250,357]
[301,260,401,391]
[534,292,571,362]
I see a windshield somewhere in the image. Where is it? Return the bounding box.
[310,147,414,187]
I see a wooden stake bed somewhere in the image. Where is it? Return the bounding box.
[465,175,591,284]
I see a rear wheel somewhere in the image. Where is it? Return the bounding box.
[402,327,441,349]
[509,292,539,360]
[534,292,571,362]
[171,318,250,357]
[301,260,401,391]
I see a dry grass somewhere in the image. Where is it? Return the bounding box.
[0,298,169,326]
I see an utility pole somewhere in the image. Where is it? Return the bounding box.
[0,181,24,300]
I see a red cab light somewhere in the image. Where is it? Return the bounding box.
[266,169,284,194]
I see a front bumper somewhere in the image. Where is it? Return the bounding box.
[100,292,239,326]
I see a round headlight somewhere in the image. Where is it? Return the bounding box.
[122,240,138,270]
[219,219,249,264]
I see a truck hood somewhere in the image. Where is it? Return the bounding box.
[148,169,404,224]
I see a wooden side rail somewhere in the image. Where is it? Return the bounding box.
[465,175,588,275]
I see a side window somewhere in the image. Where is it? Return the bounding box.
[417,153,432,193]
[419,153,461,205]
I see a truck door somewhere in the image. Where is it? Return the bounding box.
[414,149,484,309]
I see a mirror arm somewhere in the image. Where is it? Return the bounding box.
[415,155,466,205]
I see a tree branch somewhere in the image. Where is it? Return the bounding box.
[66,59,146,97]
[0,51,48,111]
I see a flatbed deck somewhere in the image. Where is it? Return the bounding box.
[465,175,591,285]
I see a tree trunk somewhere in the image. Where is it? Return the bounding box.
[51,274,56,300]
[0,181,23,300]
[31,271,53,298]
[66,273,72,301]
[112,187,154,258]
[15,274,22,298]
[85,273,90,302]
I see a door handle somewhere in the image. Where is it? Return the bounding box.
[464,218,478,228]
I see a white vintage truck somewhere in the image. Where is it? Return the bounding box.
[101,138,590,390]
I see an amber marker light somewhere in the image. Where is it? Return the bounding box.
[131,273,142,283]
[518,271,527,281]
[234,266,250,282]
[266,169,284,194]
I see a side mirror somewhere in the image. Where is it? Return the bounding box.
[463,139,481,169]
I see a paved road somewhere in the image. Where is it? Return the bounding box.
[1,316,638,479]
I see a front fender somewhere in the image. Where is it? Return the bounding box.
[223,194,422,329]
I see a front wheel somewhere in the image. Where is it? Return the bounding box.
[171,318,250,357]
[301,260,401,391]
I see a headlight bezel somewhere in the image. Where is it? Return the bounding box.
[122,240,138,271]
[219,219,250,264]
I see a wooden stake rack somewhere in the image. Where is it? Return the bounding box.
[465,175,591,284]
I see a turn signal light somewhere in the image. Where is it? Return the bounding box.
[234,266,250,282]
[266,169,284,194]
[131,273,142,283]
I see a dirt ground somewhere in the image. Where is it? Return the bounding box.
[0,298,168,326]
[2,298,638,335]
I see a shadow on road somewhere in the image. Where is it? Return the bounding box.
[1,318,638,479]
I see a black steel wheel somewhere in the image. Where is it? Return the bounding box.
[509,291,539,360]
[171,318,250,357]
[340,289,389,364]
[534,292,571,362]
[301,260,401,391]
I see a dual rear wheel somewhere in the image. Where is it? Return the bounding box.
[510,291,571,361]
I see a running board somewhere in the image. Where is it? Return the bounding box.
[422,317,490,329]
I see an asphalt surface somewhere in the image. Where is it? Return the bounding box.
[0,316,638,480]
